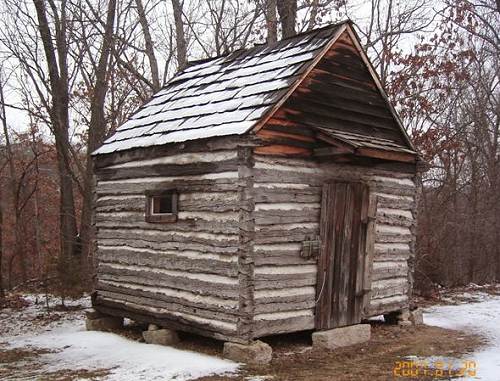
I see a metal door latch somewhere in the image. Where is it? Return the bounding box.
[301,235,321,259]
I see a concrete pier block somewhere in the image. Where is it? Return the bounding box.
[142,328,179,346]
[409,308,424,325]
[312,324,371,350]
[223,340,272,365]
[86,315,123,332]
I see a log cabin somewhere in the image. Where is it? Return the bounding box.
[91,20,419,349]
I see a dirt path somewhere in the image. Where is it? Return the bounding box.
[197,323,483,381]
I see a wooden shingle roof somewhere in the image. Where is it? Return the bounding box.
[94,22,348,155]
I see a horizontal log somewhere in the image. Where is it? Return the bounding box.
[254,243,316,266]
[253,188,321,204]
[96,160,239,181]
[252,314,315,337]
[255,214,320,225]
[375,193,414,210]
[97,280,238,313]
[374,184,416,197]
[373,252,411,262]
[375,233,413,244]
[255,265,317,282]
[254,286,316,304]
[254,277,316,290]
[255,155,415,179]
[376,209,413,228]
[97,290,239,323]
[371,286,408,300]
[253,169,322,185]
[97,228,238,248]
[367,295,409,316]
[255,224,319,237]
[97,237,238,255]
[370,278,409,300]
[371,266,408,281]
[93,135,254,169]
[98,263,239,298]
[104,150,238,168]
[96,177,240,196]
[254,232,315,244]
[254,253,316,266]
[96,218,239,235]
[98,246,238,277]
[254,300,315,314]
[374,242,410,255]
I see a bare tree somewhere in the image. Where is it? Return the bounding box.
[277,0,297,38]
[265,0,278,42]
[0,72,25,282]
[349,0,436,84]
[78,0,118,276]
[135,0,161,91]
[171,0,187,69]
[0,183,3,299]
[31,0,81,291]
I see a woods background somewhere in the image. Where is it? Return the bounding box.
[0,0,499,299]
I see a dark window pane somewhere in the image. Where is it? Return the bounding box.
[152,194,173,214]
[158,195,173,213]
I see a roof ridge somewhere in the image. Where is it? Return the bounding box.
[178,20,351,77]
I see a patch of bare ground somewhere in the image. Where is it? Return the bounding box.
[37,368,113,381]
[195,323,484,381]
[0,347,113,380]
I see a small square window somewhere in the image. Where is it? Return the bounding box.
[145,190,178,223]
[151,195,173,214]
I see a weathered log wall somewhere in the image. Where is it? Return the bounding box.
[251,154,417,337]
[93,139,416,341]
[93,145,245,342]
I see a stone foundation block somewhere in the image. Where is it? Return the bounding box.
[312,324,371,350]
[86,316,123,332]
[223,340,272,365]
[409,309,424,325]
[84,308,103,320]
[143,328,179,346]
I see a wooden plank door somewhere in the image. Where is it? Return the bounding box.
[315,181,371,330]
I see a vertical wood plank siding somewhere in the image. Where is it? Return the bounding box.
[93,148,244,342]
[251,154,416,337]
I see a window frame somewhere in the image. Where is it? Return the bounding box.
[145,189,178,223]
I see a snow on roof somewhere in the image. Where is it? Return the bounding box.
[93,23,346,155]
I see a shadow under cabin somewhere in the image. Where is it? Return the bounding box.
[89,20,421,364]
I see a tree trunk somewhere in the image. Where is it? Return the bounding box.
[135,0,160,91]
[277,0,296,38]
[171,0,187,70]
[79,0,117,284]
[308,0,319,30]
[265,0,278,43]
[33,0,79,292]
[0,186,3,299]
[0,76,26,284]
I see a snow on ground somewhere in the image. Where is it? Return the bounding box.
[424,291,500,381]
[0,294,238,380]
